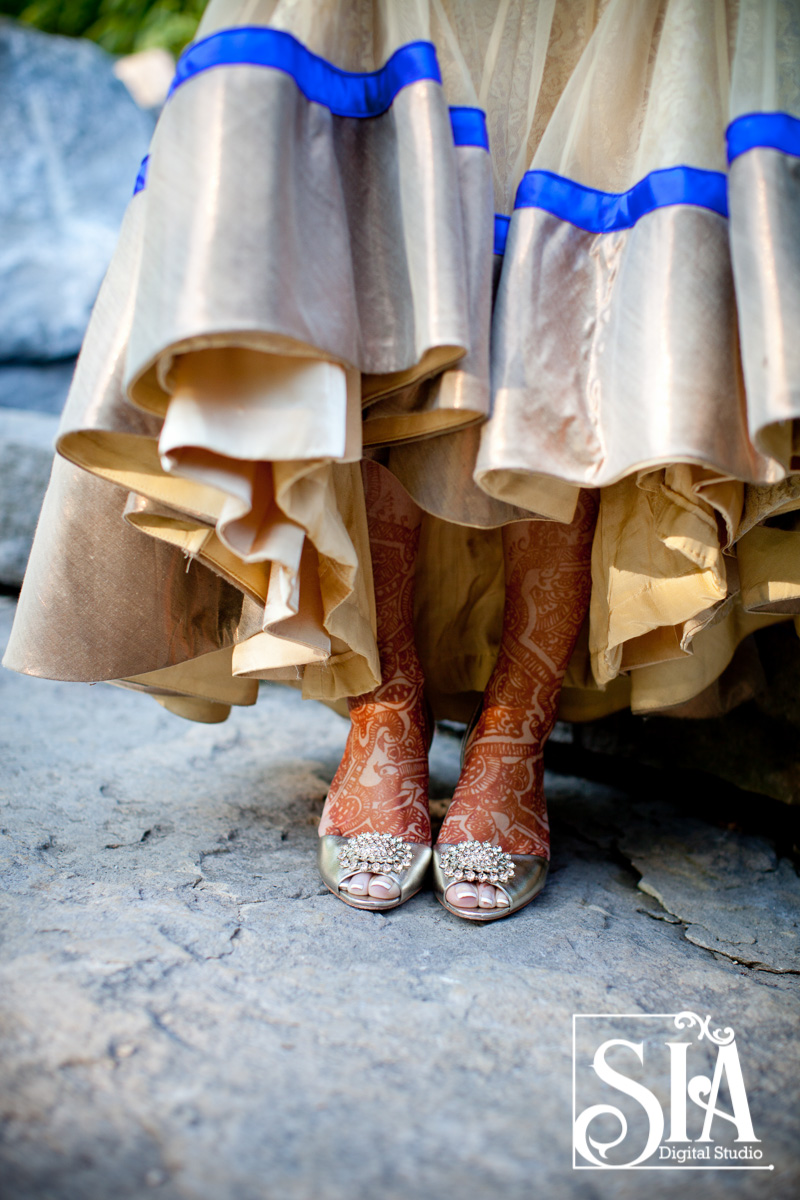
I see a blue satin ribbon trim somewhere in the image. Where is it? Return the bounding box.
[449,106,489,149]
[513,165,728,231]
[726,111,800,163]
[494,214,510,255]
[169,26,441,116]
[133,155,149,195]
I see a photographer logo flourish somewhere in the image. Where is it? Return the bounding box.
[572,1012,773,1170]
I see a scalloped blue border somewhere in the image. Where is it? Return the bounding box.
[493,214,510,255]
[449,106,489,150]
[169,26,441,116]
[726,111,800,163]
[133,155,149,196]
[513,165,728,232]
[142,34,799,249]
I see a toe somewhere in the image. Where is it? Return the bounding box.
[368,875,400,900]
[343,871,372,896]
[495,889,510,907]
[477,883,497,909]
[446,882,479,909]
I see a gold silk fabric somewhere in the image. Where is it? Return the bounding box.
[5,0,800,724]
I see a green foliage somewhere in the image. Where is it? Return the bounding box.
[0,0,206,57]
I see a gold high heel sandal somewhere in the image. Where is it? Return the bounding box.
[434,707,548,921]
[318,700,434,911]
[432,840,548,922]
[318,833,432,911]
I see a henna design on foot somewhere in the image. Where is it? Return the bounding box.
[320,463,431,893]
[441,491,598,908]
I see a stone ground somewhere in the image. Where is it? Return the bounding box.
[1,595,799,1200]
[0,410,59,587]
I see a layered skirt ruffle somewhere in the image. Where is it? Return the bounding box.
[5,0,800,724]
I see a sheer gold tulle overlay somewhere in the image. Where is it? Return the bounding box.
[5,0,800,725]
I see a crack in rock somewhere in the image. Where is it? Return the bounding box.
[619,810,800,974]
[562,792,800,973]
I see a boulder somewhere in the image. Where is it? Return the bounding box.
[0,20,154,362]
[0,359,76,415]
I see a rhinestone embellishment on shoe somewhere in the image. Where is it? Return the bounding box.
[338,832,414,877]
[439,840,515,884]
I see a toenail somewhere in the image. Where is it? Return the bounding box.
[449,883,479,908]
[495,891,510,907]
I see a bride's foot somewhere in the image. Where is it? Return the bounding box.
[318,456,431,906]
[437,704,549,912]
[437,497,597,917]
[319,684,432,901]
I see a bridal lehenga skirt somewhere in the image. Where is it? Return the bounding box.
[5,0,800,726]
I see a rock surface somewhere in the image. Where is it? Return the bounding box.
[0,360,76,415]
[0,20,153,361]
[0,23,155,589]
[0,408,58,586]
[621,811,800,973]
[1,597,799,1199]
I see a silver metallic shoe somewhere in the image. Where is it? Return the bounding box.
[318,832,432,911]
[432,840,548,922]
